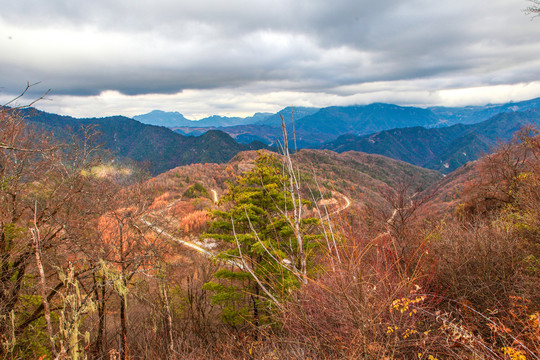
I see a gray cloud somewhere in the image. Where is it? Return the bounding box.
[1,0,540,117]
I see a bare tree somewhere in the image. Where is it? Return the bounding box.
[525,0,540,16]
[0,95,109,358]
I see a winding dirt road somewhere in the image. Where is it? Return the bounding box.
[141,216,214,257]
[141,215,244,268]
[143,188,350,265]
[210,189,218,204]
[331,193,351,215]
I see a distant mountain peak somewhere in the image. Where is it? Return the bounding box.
[134,110,270,128]
[133,111,190,127]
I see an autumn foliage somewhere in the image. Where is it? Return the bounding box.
[2,102,539,360]
[178,210,209,233]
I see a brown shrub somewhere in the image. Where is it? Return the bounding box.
[429,217,529,310]
[150,191,174,210]
[459,129,540,218]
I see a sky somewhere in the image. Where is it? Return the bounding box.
[1,0,540,119]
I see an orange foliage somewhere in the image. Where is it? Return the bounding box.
[169,201,196,218]
[149,191,173,210]
[178,210,209,233]
[97,207,138,243]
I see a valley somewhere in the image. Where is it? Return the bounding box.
[1,98,539,359]
[4,1,540,358]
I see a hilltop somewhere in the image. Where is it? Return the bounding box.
[18,107,270,174]
[320,109,540,173]
[142,148,444,253]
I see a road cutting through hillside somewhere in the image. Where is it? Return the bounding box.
[141,189,223,263]
[331,193,351,214]
[210,189,218,204]
[143,188,350,267]
[141,216,213,256]
[141,215,244,269]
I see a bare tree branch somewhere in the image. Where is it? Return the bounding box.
[2,81,51,110]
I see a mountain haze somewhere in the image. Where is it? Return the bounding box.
[134,110,271,128]
[136,97,540,150]
[429,96,540,125]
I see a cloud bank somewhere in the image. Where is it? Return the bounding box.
[1,0,540,118]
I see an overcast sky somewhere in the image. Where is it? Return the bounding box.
[1,0,540,119]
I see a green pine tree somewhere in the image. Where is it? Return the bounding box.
[203,151,320,326]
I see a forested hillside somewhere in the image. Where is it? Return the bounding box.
[321,109,540,173]
[1,106,539,359]
[19,107,269,174]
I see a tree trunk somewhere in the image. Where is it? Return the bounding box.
[120,293,127,360]
[31,218,57,357]
[93,272,106,358]
[161,280,175,358]
[252,285,260,339]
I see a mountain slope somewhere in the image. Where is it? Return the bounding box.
[292,149,443,193]
[174,123,330,147]
[181,103,442,148]
[147,148,443,226]
[320,109,540,173]
[296,103,439,142]
[21,108,269,174]
[255,106,319,126]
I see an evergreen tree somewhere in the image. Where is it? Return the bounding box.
[203,151,319,326]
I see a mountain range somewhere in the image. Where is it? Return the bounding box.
[19,108,269,175]
[136,97,540,149]
[15,96,540,176]
[133,110,272,128]
[320,109,540,173]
